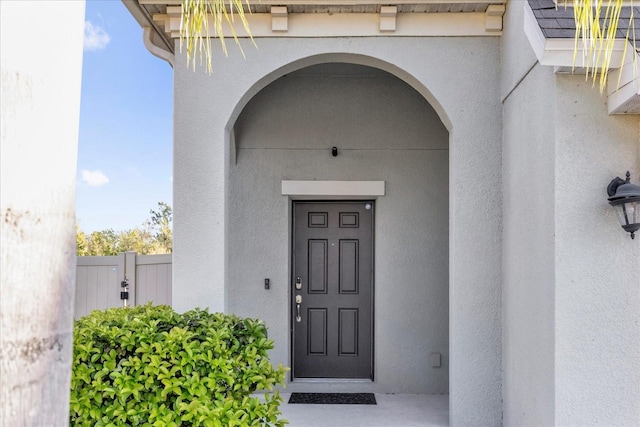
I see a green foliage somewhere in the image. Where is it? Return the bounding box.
[70,304,288,426]
[77,228,121,256]
[149,202,172,253]
[77,202,172,256]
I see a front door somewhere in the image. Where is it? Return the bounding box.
[292,201,374,379]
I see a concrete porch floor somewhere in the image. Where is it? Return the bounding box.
[278,393,449,427]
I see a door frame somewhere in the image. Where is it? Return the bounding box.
[290,200,375,381]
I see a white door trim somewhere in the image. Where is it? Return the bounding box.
[282,180,385,199]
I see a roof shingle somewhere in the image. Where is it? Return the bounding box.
[528,0,640,39]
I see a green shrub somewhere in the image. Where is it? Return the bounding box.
[70,304,288,426]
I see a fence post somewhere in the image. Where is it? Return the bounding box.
[116,253,126,307]
[124,251,137,307]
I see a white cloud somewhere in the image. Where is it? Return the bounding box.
[84,21,110,51]
[81,170,109,187]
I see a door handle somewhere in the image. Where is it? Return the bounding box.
[295,295,302,322]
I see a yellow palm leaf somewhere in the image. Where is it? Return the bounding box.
[565,0,637,93]
[180,0,255,74]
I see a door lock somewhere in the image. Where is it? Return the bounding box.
[295,276,302,290]
[295,295,302,322]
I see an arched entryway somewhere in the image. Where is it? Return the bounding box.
[172,38,503,424]
[227,62,449,394]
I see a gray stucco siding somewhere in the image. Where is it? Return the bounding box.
[554,76,640,426]
[502,62,557,427]
[230,64,449,394]
[173,36,503,426]
[502,3,640,424]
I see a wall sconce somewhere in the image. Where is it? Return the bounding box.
[331,147,338,157]
[607,171,640,239]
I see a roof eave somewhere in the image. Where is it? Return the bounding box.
[122,0,174,54]
[524,0,640,114]
[524,0,631,69]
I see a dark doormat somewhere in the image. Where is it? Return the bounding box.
[288,393,376,405]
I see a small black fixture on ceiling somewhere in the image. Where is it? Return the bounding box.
[332,146,338,157]
[607,171,640,239]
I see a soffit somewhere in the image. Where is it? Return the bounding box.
[138,0,503,14]
[125,0,507,51]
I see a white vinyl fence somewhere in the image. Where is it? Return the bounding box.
[75,252,172,318]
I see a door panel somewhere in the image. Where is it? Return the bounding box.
[338,308,358,356]
[292,201,374,379]
[308,240,328,293]
[339,240,358,294]
[308,308,328,355]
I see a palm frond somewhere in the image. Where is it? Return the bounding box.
[180,0,255,74]
[565,0,637,93]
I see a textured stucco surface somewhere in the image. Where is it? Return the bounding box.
[501,0,539,100]
[502,62,557,426]
[554,76,640,426]
[501,3,556,425]
[229,64,449,394]
[502,7,640,423]
[173,37,503,426]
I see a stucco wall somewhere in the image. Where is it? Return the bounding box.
[554,76,640,426]
[500,2,538,101]
[228,64,449,394]
[501,2,557,425]
[502,64,557,426]
[502,2,640,424]
[173,36,502,425]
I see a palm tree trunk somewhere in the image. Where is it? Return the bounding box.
[0,1,85,424]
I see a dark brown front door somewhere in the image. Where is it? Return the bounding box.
[292,201,374,379]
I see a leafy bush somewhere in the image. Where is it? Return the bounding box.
[70,304,288,426]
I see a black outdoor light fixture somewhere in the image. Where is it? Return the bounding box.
[607,171,640,239]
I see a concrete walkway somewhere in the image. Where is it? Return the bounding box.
[278,394,449,427]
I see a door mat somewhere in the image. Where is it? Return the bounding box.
[288,393,376,405]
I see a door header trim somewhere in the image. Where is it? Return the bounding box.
[282,180,385,199]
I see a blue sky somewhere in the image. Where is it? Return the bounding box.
[77,0,173,233]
